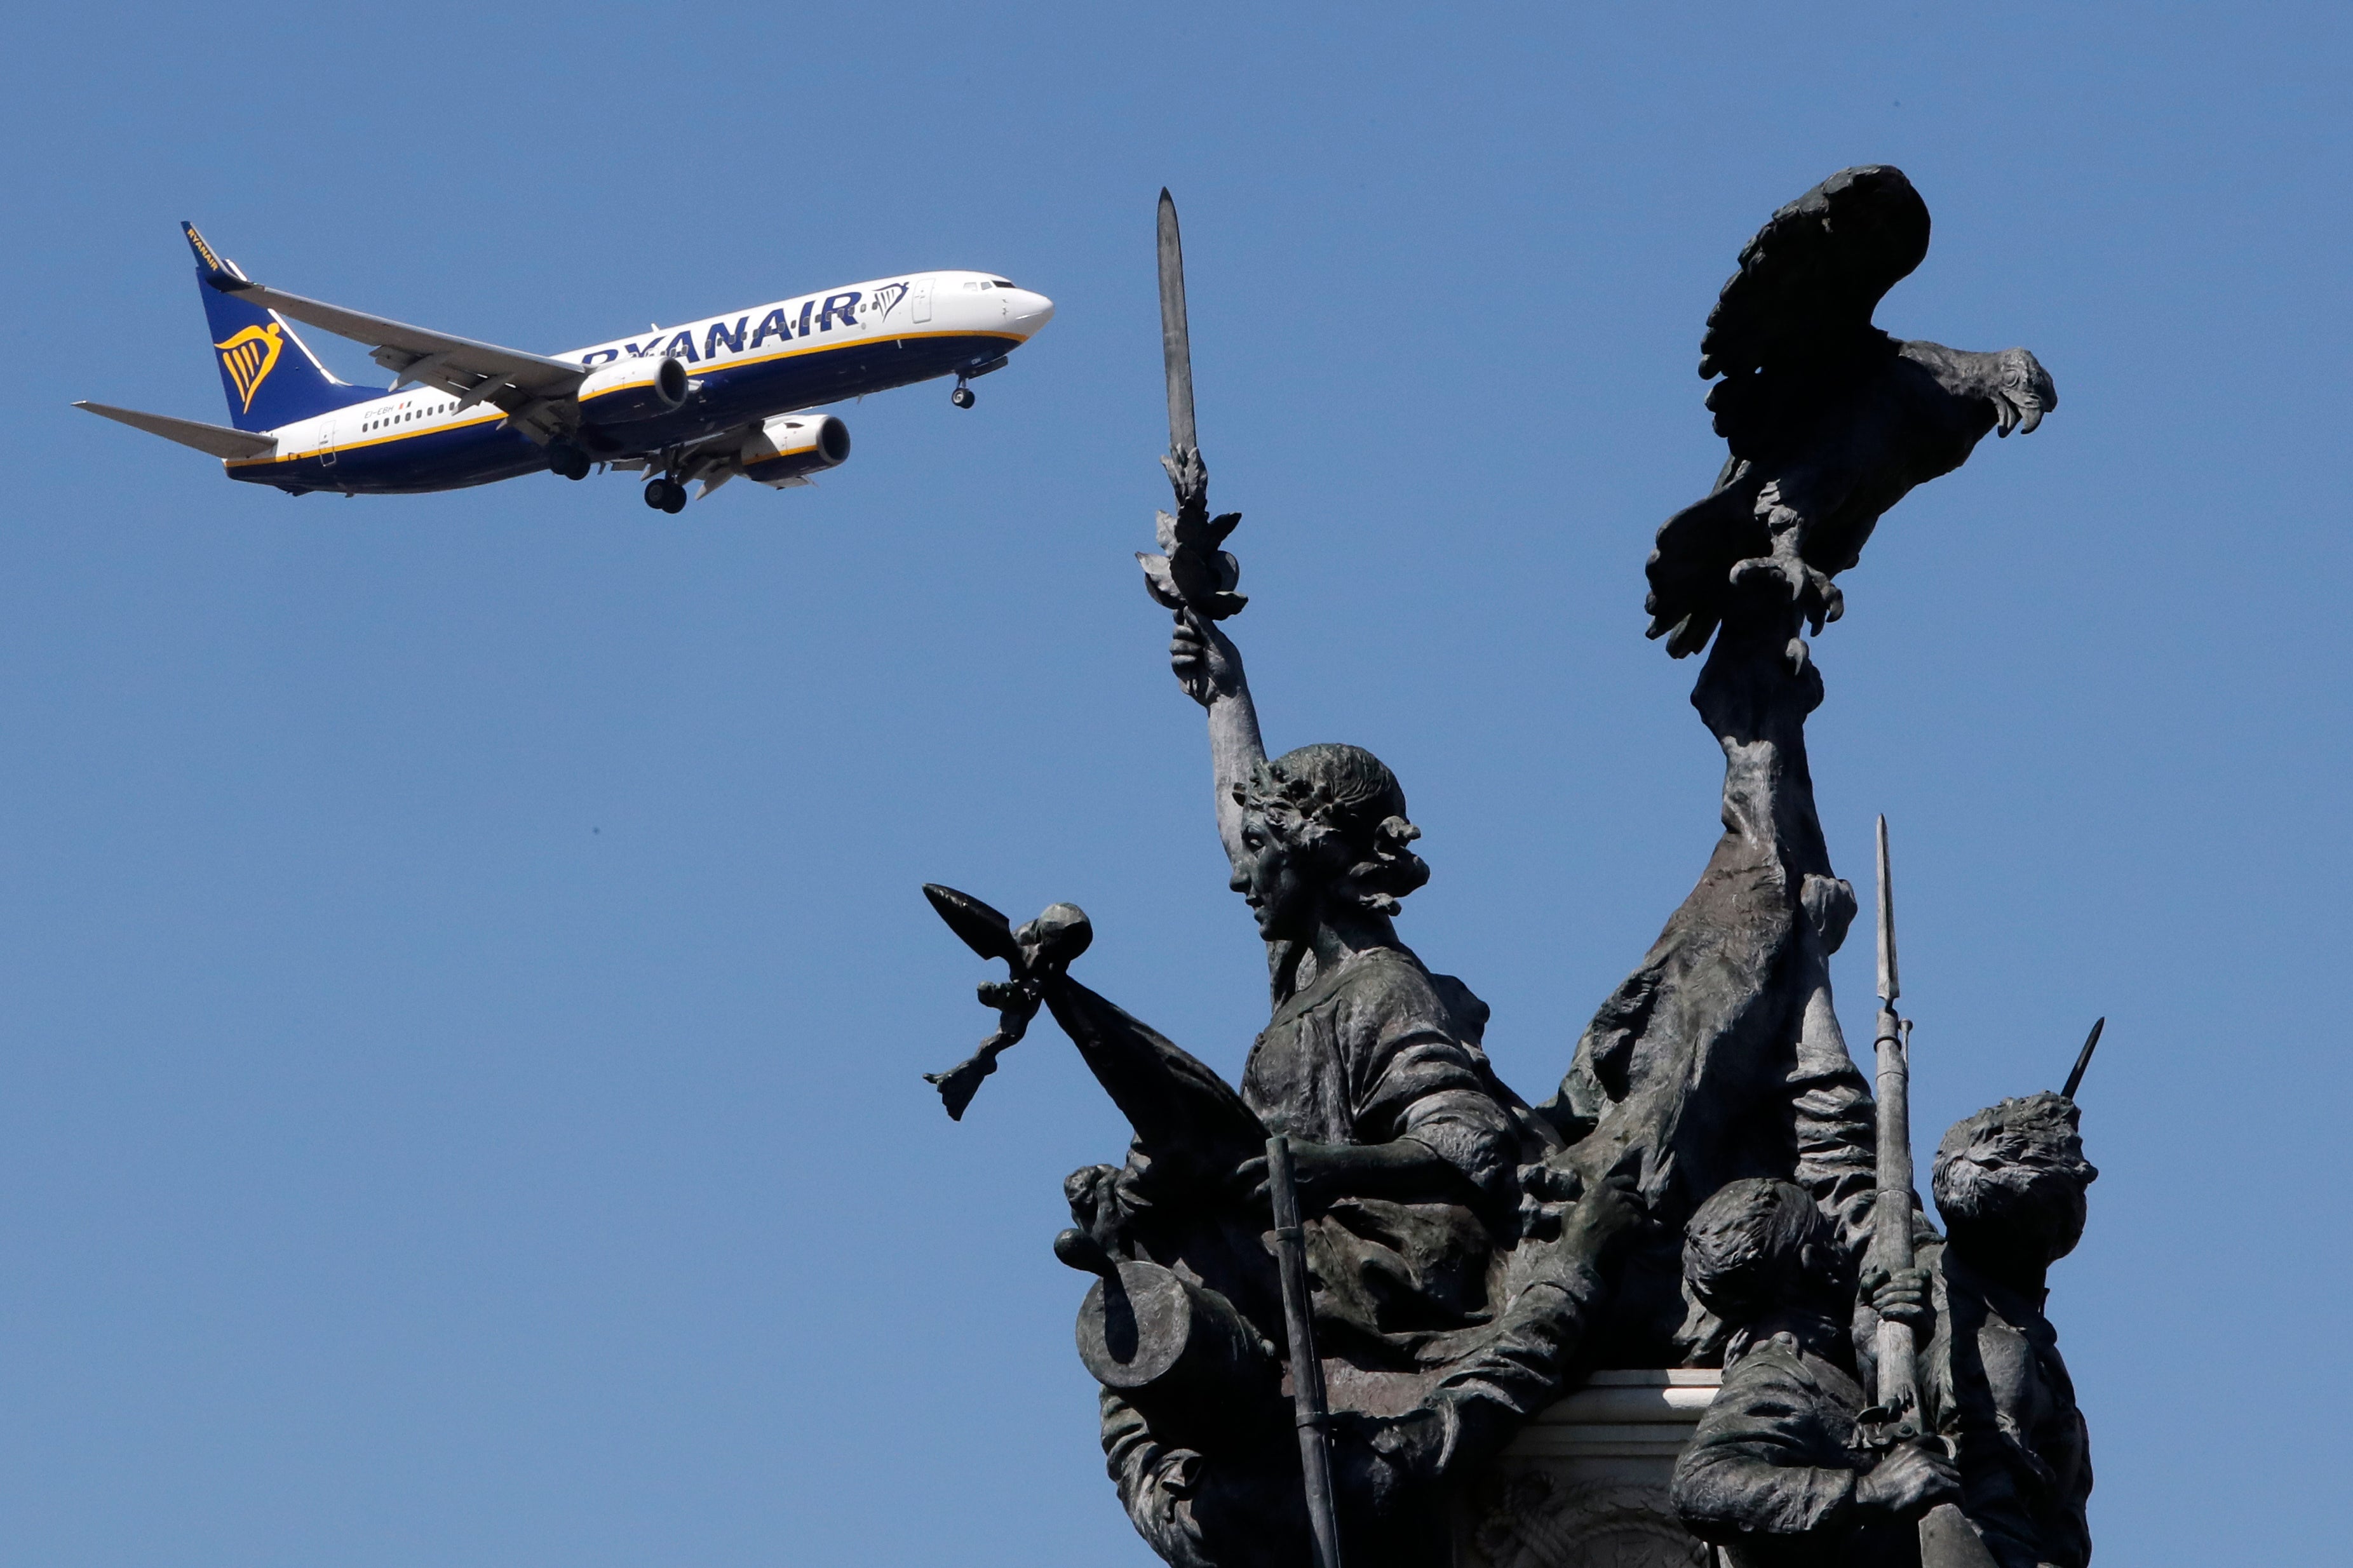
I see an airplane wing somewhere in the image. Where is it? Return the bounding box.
[75,400,278,459]
[610,422,761,497]
[199,267,585,430]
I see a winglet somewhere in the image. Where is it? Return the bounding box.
[181,220,252,292]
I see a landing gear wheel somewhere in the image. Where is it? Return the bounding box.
[951,383,976,410]
[549,442,591,481]
[644,478,687,513]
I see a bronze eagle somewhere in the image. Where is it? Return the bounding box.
[1644,166,2056,658]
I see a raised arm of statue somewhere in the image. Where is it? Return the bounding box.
[1169,609,1266,869]
[1537,167,2061,1364]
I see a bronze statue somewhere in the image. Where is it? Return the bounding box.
[928,569,1636,1565]
[919,169,2075,1568]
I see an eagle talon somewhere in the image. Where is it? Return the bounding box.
[1727,551,1841,634]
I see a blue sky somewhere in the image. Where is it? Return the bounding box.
[4,4,2346,1564]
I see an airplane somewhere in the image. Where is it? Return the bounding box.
[76,223,1055,512]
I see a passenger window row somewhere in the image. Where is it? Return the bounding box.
[361,400,456,432]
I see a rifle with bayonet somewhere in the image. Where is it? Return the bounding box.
[1865,817,1999,1568]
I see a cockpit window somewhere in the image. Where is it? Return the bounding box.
[989,279,1016,289]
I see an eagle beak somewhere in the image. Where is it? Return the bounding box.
[2015,401,2044,436]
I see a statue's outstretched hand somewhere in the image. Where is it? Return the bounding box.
[1170,610,1244,707]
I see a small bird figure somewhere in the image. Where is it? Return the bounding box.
[1645,166,2057,659]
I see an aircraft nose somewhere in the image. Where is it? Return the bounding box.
[1007,289,1055,339]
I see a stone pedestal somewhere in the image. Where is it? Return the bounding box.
[1453,1370,1721,1568]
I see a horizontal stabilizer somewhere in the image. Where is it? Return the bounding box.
[75,400,278,459]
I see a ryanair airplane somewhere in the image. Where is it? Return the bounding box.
[77,224,1055,511]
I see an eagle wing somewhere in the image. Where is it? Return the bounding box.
[1645,166,1931,655]
[1696,164,1930,438]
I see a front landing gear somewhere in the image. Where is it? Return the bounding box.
[951,377,976,410]
[643,478,688,514]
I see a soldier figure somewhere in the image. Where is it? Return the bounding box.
[1867,1094,2097,1568]
[1671,1177,1962,1567]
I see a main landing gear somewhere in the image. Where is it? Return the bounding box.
[951,376,976,410]
[643,477,689,514]
[548,440,592,481]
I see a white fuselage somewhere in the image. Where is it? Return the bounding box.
[232,271,1053,495]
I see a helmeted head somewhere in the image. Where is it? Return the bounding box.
[1228,743,1429,942]
[1682,1177,1843,1329]
[1932,1091,2097,1273]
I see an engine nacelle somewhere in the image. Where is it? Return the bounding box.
[576,353,689,424]
[740,414,851,487]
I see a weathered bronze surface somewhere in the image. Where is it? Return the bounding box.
[922,170,2089,1568]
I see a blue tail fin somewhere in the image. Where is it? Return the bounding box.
[183,222,372,432]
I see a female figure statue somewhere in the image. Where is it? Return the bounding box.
[1011,608,1603,1568]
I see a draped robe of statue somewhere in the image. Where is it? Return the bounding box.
[1240,946,1553,1364]
[1054,937,1555,1354]
[1042,906,1570,1568]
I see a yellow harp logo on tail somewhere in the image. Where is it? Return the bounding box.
[214,323,285,413]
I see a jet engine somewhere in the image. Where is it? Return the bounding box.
[739,413,851,487]
[576,354,690,423]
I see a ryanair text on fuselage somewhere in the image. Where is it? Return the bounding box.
[77,224,1054,512]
